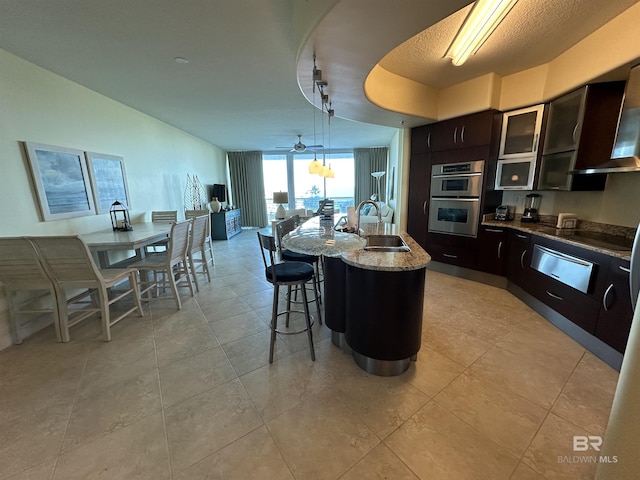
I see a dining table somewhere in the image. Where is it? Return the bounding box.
[81,222,171,268]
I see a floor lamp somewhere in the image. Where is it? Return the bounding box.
[371,171,385,202]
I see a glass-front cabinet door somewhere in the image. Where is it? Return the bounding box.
[538,151,577,190]
[543,87,587,155]
[499,105,545,158]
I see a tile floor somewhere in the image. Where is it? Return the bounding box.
[0,228,620,479]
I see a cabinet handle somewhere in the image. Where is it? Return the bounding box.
[619,265,631,273]
[546,290,563,301]
[603,283,615,312]
[453,127,458,144]
[572,123,580,143]
[427,131,431,149]
[533,133,539,152]
[497,241,503,259]
[485,228,504,233]
[516,233,528,239]
[423,200,427,215]
[520,250,527,269]
[461,125,466,143]
[443,253,458,259]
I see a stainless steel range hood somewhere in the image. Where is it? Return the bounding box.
[574,64,640,174]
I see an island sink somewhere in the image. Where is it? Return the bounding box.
[364,235,410,252]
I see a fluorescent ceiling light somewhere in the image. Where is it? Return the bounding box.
[445,0,519,66]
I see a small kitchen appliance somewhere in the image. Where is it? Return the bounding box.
[556,213,578,229]
[495,205,514,221]
[521,193,542,223]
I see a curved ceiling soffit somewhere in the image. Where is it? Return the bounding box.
[295,0,470,129]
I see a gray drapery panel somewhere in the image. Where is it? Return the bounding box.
[228,151,268,228]
[354,147,388,205]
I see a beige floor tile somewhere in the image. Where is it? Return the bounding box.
[266,390,380,480]
[208,310,269,345]
[159,345,237,407]
[61,368,162,452]
[165,378,262,473]
[333,370,430,439]
[435,370,548,457]
[551,351,619,435]
[7,459,56,480]
[53,413,170,480]
[510,462,548,480]
[470,345,578,409]
[404,346,465,398]
[240,349,337,423]
[174,426,293,479]
[340,443,419,480]
[522,412,599,480]
[153,312,220,366]
[222,329,292,376]
[200,296,253,323]
[422,322,493,367]
[0,394,72,478]
[229,277,272,297]
[192,285,239,307]
[242,289,274,310]
[385,401,518,480]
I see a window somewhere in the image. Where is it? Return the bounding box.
[263,151,354,220]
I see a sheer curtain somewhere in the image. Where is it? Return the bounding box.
[228,151,268,228]
[354,147,388,205]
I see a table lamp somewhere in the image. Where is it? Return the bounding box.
[273,191,288,219]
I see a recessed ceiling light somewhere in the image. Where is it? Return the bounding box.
[174,57,189,64]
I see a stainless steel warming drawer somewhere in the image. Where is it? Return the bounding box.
[531,244,594,294]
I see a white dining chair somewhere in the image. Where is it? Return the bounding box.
[28,235,144,342]
[146,210,178,252]
[187,214,212,291]
[0,237,63,344]
[185,209,214,266]
[131,219,194,310]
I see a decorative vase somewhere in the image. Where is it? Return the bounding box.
[209,197,221,213]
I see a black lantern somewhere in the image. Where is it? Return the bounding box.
[110,201,133,231]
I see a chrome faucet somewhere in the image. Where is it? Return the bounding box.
[356,200,381,235]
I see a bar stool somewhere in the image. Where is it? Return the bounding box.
[257,232,318,363]
[275,217,323,323]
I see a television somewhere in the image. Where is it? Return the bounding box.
[212,183,227,203]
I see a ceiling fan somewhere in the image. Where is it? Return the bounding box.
[276,135,323,153]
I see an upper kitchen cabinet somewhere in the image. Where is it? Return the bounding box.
[538,81,625,191]
[410,124,435,155]
[498,105,546,158]
[430,110,497,151]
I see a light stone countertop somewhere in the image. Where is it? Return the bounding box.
[281,217,431,272]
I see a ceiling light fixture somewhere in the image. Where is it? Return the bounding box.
[445,0,519,66]
[308,55,335,182]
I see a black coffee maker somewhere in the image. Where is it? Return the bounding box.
[521,193,541,223]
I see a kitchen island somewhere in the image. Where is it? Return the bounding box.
[281,217,431,375]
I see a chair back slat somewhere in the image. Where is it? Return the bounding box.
[0,237,51,288]
[28,236,102,286]
[257,232,277,271]
[185,209,209,219]
[166,220,192,263]
[275,217,296,246]
[152,210,178,223]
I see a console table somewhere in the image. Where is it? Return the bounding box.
[211,209,242,240]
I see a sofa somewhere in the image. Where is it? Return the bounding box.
[357,202,394,224]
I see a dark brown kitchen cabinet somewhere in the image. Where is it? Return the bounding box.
[410,124,435,155]
[406,153,430,250]
[430,110,497,151]
[538,81,625,191]
[595,258,634,353]
[426,232,478,270]
[477,225,507,275]
[506,230,532,288]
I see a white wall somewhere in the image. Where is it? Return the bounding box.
[0,49,227,349]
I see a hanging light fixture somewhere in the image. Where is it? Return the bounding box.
[308,55,335,180]
[445,0,519,66]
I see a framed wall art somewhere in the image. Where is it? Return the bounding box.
[23,142,96,221]
[85,152,131,214]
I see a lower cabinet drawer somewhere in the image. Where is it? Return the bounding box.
[427,240,478,270]
[528,270,599,334]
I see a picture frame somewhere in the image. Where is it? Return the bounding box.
[85,152,131,214]
[23,142,96,221]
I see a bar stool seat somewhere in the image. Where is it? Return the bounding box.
[258,232,318,363]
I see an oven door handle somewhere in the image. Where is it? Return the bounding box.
[432,172,482,178]
[430,197,480,202]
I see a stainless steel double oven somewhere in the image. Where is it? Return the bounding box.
[428,160,484,237]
